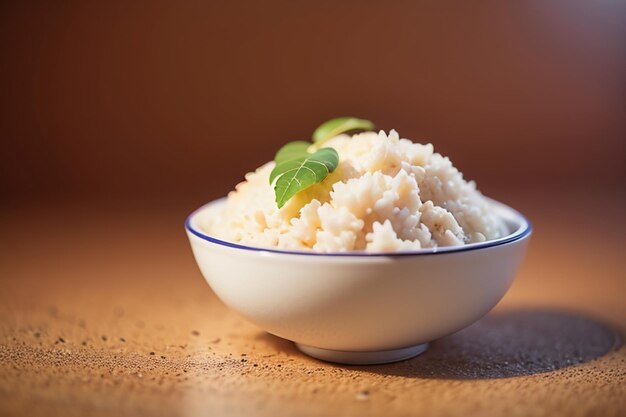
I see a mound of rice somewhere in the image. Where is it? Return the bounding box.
[206,130,507,252]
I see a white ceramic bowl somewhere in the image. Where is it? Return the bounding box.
[186,198,531,365]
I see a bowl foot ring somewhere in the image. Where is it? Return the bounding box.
[295,342,429,365]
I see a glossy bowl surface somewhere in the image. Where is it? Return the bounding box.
[185,198,531,364]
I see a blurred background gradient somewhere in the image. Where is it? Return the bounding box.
[1,0,624,206]
[1,2,625,416]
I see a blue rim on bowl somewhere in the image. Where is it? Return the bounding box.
[185,198,532,257]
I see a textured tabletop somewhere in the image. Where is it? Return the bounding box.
[1,189,625,417]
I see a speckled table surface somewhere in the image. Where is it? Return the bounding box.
[1,189,625,417]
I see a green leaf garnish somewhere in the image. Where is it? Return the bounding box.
[312,117,375,147]
[269,117,375,208]
[271,148,339,208]
[273,141,311,166]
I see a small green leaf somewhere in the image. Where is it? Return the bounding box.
[268,117,375,208]
[274,141,311,165]
[272,148,339,208]
[270,141,311,184]
[312,117,375,147]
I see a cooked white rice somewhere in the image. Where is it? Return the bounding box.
[206,130,507,252]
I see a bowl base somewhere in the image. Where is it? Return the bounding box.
[295,342,429,365]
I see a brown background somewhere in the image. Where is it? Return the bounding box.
[1,0,625,204]
[1,2,626,416]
